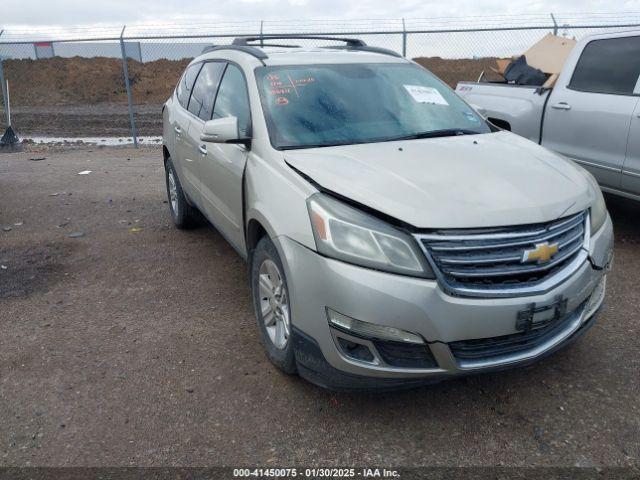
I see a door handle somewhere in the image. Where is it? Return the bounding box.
[174,126,182,135]
[551,102,572,111]
[198,144,207,155]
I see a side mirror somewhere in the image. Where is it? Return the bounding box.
[200,117,251,147]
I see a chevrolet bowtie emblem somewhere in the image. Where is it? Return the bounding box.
[522,242,559,264]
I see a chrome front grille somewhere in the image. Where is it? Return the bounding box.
[416,211,589,297]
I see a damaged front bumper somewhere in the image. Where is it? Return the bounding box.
[274,214,613,391]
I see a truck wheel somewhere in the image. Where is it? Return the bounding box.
[165,157,198,229]
[251,236,297,374]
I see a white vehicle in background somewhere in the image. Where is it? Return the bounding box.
[456,30,640,201]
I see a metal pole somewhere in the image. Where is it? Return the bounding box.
[402,18,407,58]
[0,58,8,125]
[5,80,10,127]
[551,13,558,35]
[120,25,138,148]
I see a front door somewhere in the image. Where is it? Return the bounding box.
[197,63,252,251]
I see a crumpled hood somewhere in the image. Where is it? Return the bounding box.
[285,131,596,229]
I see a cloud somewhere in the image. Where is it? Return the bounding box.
[2,0,639,28]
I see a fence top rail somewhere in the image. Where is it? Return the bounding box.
[2,22,640,46]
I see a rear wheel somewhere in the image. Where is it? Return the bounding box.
[251,236,297,374]
[165,156,198,229]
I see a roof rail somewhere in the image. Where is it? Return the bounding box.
[202,37,403,61]
[232,35,366,48]
[321,45,404,58]
[200,44,268,60]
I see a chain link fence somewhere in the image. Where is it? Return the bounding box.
[1,14,639,143]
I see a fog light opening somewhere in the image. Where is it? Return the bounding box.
[337,337,375,363]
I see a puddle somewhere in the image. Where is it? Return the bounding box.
[25,136,162,146]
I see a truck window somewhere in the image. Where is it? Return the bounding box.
[569,36,640,96]
[176,63,202,109]
[188,62,225,121]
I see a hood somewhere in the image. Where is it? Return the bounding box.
[284,131,596,229]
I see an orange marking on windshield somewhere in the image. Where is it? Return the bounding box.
[286,72,300,98]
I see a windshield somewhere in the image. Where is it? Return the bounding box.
[256,63,491,150]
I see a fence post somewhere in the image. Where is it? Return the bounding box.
[401,18,407,58]
[550,13,558,35]
[0,30,7,126]
[0,57,8,125]
[120,25,138,148]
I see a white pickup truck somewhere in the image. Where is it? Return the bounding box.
[456,30,640,201]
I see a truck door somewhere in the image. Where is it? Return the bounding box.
[542,35,640,189]
[622,101,640,197]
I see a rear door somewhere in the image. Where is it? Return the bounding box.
[181,61,226,199]
[173,62,203,202]
[542,36,640,189]
[195,63,252,251]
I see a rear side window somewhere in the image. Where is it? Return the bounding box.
[188,62,226,121]
[176,63,202,109]
[569,36,640,95]
[212,64,251,137]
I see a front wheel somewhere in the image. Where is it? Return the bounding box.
[251,236,297,374]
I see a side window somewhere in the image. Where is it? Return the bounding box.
[188,62,226,121]
[212,64,251,137]
[569,36,640,95]
[176,63,202,109]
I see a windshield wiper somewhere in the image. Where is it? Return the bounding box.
[278,129,481,150]
[385,129,481,142]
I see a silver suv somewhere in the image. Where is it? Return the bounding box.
[162,36,614,390]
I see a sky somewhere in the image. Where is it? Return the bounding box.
[2,0,639,29]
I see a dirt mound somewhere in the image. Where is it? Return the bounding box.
[2,56,501,107]
[3,57,189,106]
[413,57,504,86]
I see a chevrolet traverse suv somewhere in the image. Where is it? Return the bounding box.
[162,36,614,390]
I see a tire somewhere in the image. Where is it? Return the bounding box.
[165,156,198,229]
[251,236,297,374]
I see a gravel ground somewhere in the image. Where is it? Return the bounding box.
[0,146,638,468]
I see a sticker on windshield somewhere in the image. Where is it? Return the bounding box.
[403,85,449,105]
[464,111,480,122]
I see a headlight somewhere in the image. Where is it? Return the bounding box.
[307,193,434,278]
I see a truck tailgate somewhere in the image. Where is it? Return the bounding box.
[456,82,550,143]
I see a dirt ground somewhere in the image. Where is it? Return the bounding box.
[0,146,639,468]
